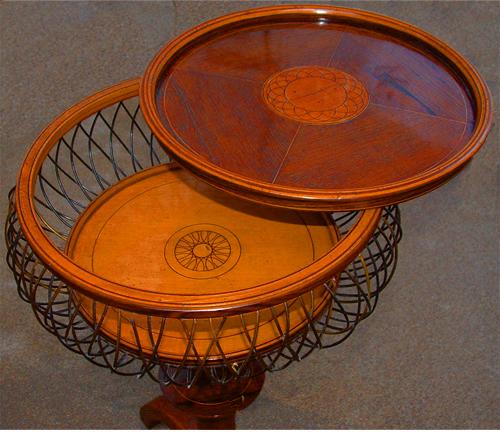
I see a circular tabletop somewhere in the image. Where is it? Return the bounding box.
[140,5,492,211]
[66,164,337,303]
[65,164,338,359]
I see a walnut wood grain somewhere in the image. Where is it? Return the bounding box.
[140,4,492,211]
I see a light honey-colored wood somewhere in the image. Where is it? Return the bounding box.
[66,164,336,360]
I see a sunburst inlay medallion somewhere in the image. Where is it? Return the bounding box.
[263,66,369,124]
[165,224,241,279]
[175,230,230,271]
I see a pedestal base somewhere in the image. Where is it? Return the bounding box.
[140,372,265,429]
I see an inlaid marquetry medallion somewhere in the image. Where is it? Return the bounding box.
[165,224,241,279]
[263,66,369,124]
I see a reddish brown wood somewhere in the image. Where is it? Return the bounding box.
[140,5,492,211]
[140,371,265,429]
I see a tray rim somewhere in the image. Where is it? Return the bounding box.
[15,78,382,318]
[139,4,493,211]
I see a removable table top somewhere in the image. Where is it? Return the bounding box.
[140,5,492,211]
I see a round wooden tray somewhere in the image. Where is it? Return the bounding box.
[65,163,337,360]
[140,5,492,211]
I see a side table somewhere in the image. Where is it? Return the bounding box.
[4,5,492,429]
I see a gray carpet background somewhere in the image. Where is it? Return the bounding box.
[0,1,498,429]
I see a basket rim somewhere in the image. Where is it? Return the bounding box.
[15,78,382,318]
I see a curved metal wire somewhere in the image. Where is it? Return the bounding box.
[6,188,401,386]
[4,94,402,387]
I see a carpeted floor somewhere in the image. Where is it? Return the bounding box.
[0,1,498,429]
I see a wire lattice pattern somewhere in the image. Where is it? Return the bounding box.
[4,89,401,387]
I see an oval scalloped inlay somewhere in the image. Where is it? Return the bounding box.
[263,66,369,124]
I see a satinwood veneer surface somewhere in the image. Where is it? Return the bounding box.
[65,164,336,360]
[140,5,492,211]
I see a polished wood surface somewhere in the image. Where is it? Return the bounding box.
[66,163,334,360]
[66,165,337,297]
[141,367,265,429]
[140,5,492,211]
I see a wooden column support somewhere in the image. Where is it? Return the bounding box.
[140,372,265,429]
